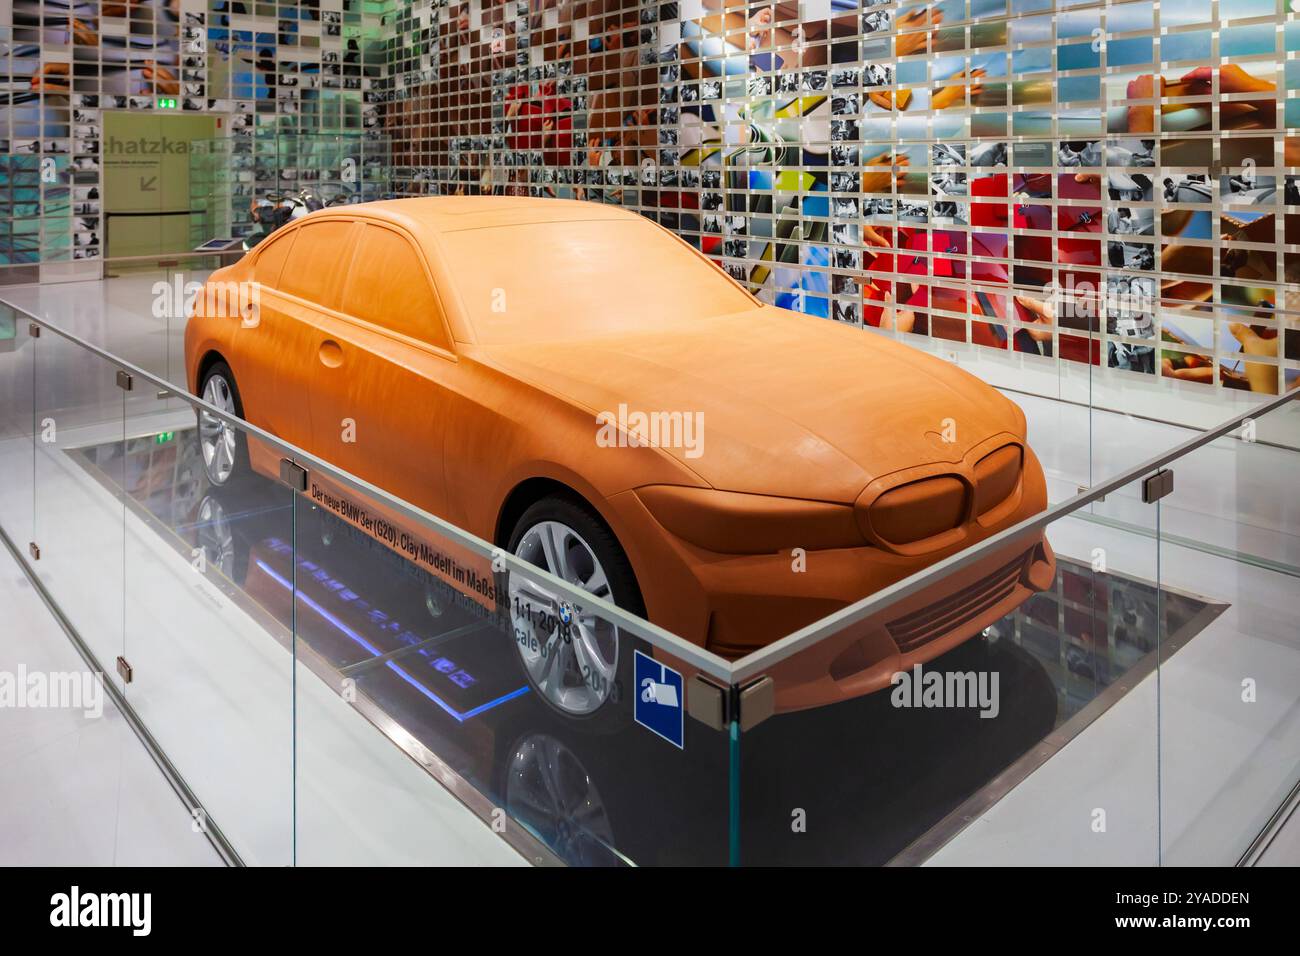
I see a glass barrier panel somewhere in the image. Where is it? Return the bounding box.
[114,380,295,864]
[732,475,1162,865]
[0,307,35,544]
[0,258,218,396]
[23,298,1299,868]
[1157,395,1300,864]
[32,329,126,691]
[288,463,736,866]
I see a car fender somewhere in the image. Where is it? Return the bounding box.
[441,356,707,539]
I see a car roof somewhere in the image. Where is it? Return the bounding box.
[285,197,656,346]
[315,196,640,239]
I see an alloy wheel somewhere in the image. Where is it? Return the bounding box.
[199,374,239,486]
[509,520,620,716]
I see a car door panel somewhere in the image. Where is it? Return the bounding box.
[229,226,320,452]
[307,222,455,520]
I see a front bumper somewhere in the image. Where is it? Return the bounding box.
[747,536,1054,711]
[603,447,1055,712]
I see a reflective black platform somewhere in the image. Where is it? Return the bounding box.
[71,426,1227,865]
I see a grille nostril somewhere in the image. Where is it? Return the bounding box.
[973,445,1022,515]
[865,475,968,544]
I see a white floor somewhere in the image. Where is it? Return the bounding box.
[1,276,1298,866]
[0,543,222,866]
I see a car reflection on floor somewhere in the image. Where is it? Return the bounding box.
[72,427,1225,866]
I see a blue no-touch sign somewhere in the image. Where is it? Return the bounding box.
[634,650,684,749]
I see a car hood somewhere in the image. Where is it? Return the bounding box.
[483,306,1025,503]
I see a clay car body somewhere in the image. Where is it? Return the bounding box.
[185,196,1054,714]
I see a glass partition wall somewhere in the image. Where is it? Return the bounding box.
[0,299,1296,865]
[189,131,393,253]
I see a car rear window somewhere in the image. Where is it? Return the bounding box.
[279,219,356,308]
[342,224,448,349]
[253,230,294,287]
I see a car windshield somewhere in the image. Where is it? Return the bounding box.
[439,217,756,344]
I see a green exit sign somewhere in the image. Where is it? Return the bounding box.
[157,97,178,109]
[154,431,175,445]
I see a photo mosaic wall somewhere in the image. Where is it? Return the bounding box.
[4,0,1299,401]
[384,0,1300,400]
[0,0,388,270]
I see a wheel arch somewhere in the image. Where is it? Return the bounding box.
[194,349,230,397]
[495,476,608,548]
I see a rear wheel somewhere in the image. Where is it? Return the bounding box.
[197,362,251,489]
[506,495,644,724]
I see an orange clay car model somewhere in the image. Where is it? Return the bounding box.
[185,197,1054,718]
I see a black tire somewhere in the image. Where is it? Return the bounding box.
[506,494,646,727]
[196,361,254,490]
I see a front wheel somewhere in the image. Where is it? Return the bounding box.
[506,495,645,725]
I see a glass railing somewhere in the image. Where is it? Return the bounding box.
[2,251,225,399]
[726,389,1298,865]
[1153,398,1300,865]
[0,296,1296,866]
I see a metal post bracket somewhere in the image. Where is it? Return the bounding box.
[688,675,728,731]
[738,676,776,731]
[1142,468,1174,503]
[278,458,308,492]
[687,674,776,731]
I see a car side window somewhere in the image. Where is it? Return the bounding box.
[253,229,295,287]
[279,219,357,309]
[341,224,449,350]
